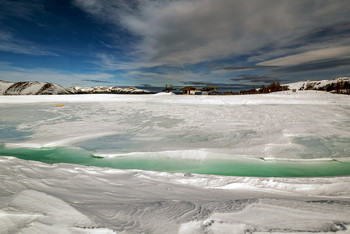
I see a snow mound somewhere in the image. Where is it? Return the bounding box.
[154,92,175,96]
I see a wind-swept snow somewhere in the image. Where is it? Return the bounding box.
[0,157,350,233]
[1,91,349,159]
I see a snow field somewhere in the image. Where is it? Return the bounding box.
[1,91,350,233]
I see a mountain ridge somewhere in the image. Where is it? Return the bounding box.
[1,77,349,95]
[0,80,151,95]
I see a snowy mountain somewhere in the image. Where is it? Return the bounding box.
[0,80,152,95]
[285,77,350,92]
[0,80,71,95]
[68,86,151,94]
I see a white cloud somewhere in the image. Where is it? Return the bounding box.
[258,46,350,66]
[74,0,350,67]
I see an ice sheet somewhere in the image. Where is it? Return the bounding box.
[1,91,349,160]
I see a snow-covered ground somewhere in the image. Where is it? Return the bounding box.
[1,91,350,233]
[1,157,350,233]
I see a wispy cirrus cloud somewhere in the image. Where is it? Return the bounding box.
[273,57,350,74]
[0,1,58,56]
[289,22,350,48]
[231,75,285,83]
[96,53,161,70]
[0,62,115,86]
[218,65,276,71]
[0,0,44,20]
[258,46,350,67]
[182,81,249,88]
[82,79,115,84]
[0,30,57,56]
[256,46,350,74]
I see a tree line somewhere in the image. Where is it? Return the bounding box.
[321,81,350,94]
[238,82,289,94]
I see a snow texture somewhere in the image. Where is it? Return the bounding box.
[0,157,350,233]
[1,91,349,160]
[0,91,350,233]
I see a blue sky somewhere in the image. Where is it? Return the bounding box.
[0,0,349,88]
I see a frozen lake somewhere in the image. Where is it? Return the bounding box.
[1,91,350,176]
[1,91,350,233]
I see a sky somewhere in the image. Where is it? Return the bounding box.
[0,0,350,89]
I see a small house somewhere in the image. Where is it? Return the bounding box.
[180,86,196,95]
[201,86,218,95]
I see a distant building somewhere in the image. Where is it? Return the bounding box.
[201,86,218,95]
[180,86,218,95]
[180,86,196,95]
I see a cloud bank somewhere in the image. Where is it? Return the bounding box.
[74,0,350,68]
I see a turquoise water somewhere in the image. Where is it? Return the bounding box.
[1,145,350,177]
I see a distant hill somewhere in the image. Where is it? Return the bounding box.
[0,81,71,95]
[1,78,349,95]
[68,86,151,94]
[0,80,151,95]
[285,77,350,94]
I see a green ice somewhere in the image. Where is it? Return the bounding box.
[1,145,350,177]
